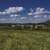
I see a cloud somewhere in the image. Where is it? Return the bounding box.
[20,17,27,20]
[0,12,6,14]
[28,13,33,15]
[28,8,34,15]
[0,6,24,15]
[10,14,19,17]
[36,7,45,12]
[5,7,24,14]
[28,7,50,18]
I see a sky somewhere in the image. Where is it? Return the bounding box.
[0,0,50,23]
[0,0,50,10]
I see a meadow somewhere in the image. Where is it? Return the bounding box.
[0,27,50,50]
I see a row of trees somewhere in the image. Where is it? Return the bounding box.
[0,21,50,30]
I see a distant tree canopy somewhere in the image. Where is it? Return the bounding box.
[47,21,50,26]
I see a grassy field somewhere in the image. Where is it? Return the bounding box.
[0,27,50,50]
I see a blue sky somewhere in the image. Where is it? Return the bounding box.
[0,0,50,10]
[0,0,50,23]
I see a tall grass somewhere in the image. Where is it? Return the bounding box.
[0,27,50,50]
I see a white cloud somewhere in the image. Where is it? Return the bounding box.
[28,13,33,15]
[0,6,24,15]
[36,7,45,12]
[43,15,47,18]
[10,14,19,17]
[21,17,26,20]
[0,12,2,14]
[2,12,6,14]
[5,7,24,14]
[28,7,50,18]
[28,8,34,15]
[0,12,5,14]
[48,15,50,19]
[34,15,39,18]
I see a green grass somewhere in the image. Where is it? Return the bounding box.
[0,27,50,50]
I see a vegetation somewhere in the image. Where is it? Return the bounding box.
[0,27,50,50]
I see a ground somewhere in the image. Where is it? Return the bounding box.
[0,27,50,50]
